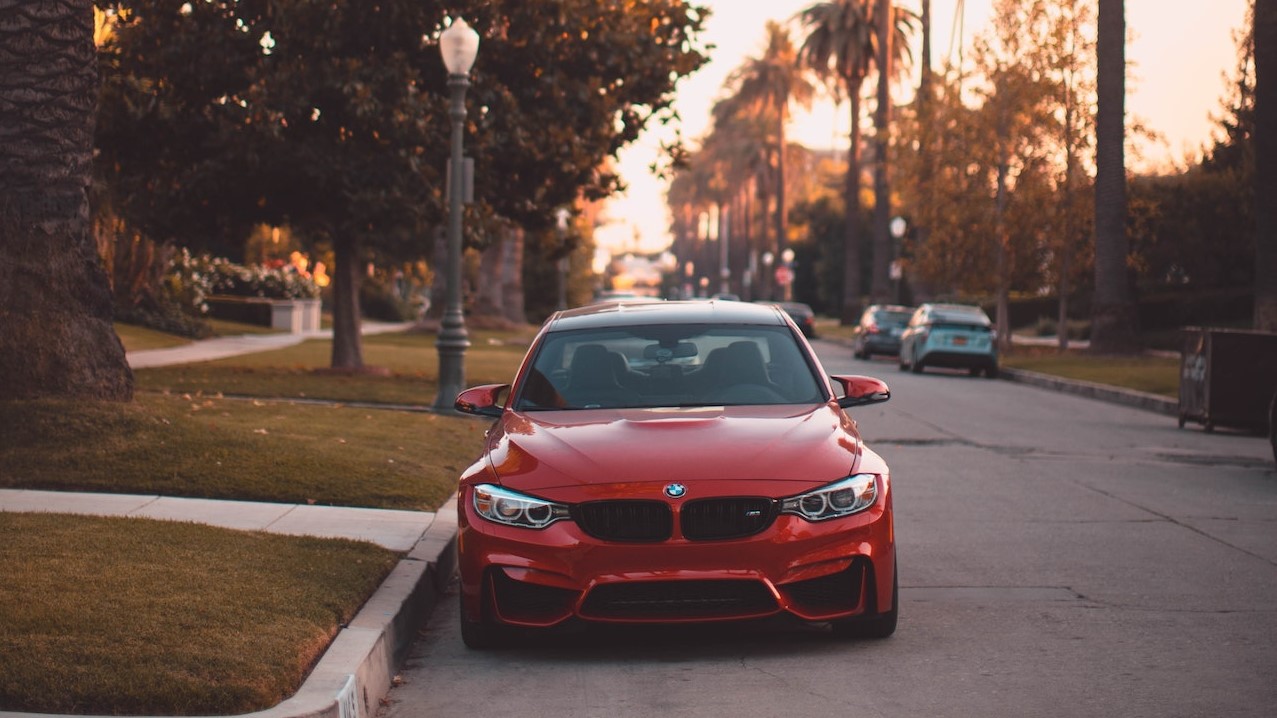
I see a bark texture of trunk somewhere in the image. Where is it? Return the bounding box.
[1091,0,1141,353]
[329,234,364,369]
[841,88,865,324]
[1256,0,1277,331]
[0,0,133,401]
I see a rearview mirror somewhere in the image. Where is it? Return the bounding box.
[643,342,697,362]
[831,375,891,408]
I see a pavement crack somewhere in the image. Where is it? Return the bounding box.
[1075,482,1277,569]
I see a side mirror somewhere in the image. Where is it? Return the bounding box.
[831,375,891,408]
[455,384,509,418]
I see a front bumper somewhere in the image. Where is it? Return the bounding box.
[457,482,895,628]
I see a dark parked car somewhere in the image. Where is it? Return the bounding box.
[757,301,816,338]
[453,300,896,647]
[899,303,999,377]
[851,305,914,359]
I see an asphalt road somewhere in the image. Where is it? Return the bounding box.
[379,340,1277,718]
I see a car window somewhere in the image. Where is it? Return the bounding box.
[873,310,912,325]
[515,324,827,410]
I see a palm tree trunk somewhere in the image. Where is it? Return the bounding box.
[841,87,865,323]
[758,175,773,301]
[502,226,526,324]
[995,114,1011,353]
[870,0,894,303]
[1256,0,1277,331]
[1091,0,1140,353]
[1058,98,1078,352]
[0,0,132,401]
[475,237,504,317]
[775,113,788,263]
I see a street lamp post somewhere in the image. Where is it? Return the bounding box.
[781,248,795,302]
[555,208,570,312]
[890,216,907,305]
[434,18,480,412]
[761,252,774,301]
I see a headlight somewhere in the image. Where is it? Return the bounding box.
[781,474,878,522]
[472,484,571,529]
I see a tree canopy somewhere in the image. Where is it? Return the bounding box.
[96,0,709,367]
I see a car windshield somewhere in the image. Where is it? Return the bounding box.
[515,324,827,410]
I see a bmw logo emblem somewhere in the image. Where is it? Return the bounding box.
[664,483,687,499]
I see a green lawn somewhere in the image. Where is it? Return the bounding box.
[136,328,532,405]
[0,324,534,715]
[1002,349,1180,398]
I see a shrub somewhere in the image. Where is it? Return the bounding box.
[180,254,320,303]
[360,274,422,322]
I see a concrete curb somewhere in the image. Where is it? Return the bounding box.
[0,496,458,718]
[999,367,1178,416]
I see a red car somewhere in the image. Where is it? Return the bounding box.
[454,300,896,647]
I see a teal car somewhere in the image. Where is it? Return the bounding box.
[898,303,998,378]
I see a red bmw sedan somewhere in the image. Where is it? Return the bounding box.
[453,300,896,648]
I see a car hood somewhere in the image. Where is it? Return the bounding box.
[485,403,863,494]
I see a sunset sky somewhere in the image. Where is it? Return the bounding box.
[594,0,1251,256]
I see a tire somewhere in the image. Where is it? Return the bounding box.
[832,560,898,639]
[459,587,507,649]
[985,364,999,379]
[968,367,981,377]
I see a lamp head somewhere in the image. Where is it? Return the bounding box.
[440,18,480,75]
[890,216,907,239]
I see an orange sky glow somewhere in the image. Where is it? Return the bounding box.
[596,0,1251,256]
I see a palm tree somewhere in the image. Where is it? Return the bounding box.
[798,1,915,320]
[710,95,776,296]
[728,21,815,287]
[1091,0,1139,352]
[0,0,133,401]
[1256,0,1276,331]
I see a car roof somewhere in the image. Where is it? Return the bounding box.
[754,300,812,312]
[549,299,790,332]
[869,304,913,314]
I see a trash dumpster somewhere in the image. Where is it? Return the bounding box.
[1178,327,1277,433]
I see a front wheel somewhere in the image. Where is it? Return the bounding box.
[985,364,999,379]
[459,589,508,650]
[831,560,898,639]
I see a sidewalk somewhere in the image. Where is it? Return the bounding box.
[1,320,455,718]
[127,320,413,369]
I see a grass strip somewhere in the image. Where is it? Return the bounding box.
[135,329,531,405]
[0,513,397,716]
[2,327,532,509]
[1002,350,1179,398]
